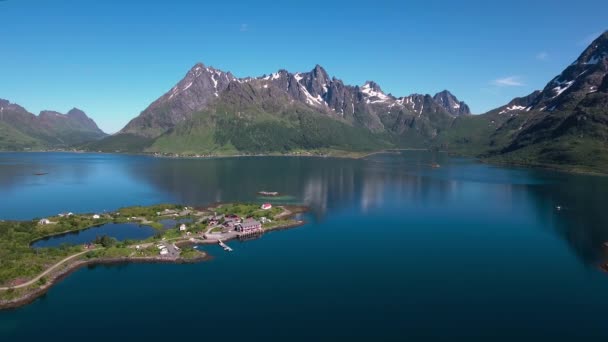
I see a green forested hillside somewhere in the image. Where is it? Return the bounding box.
[0,121,46,150]
[98,105,392,155]
[0,100,107,150]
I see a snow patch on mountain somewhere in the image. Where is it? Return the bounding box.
[361,83,389,101]
[300,83,323,106]
[211,75,219,97]
[552,80,575,98]
[499,105,528,114]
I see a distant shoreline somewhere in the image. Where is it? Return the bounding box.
[0,148,605,176]
[480,159,608,177]
[0,147,436,161]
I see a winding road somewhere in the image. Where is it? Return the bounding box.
[0,249,96,290]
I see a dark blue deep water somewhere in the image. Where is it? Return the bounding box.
[1,152,608,341]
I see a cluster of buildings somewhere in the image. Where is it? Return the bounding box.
[215,214,263,234]
[201,212,266,238]
[149,206,272,239]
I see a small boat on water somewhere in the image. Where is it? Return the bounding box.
[257,191,280,196]
[34,172,49,176]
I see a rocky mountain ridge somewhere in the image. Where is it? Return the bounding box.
[120,63,471,141]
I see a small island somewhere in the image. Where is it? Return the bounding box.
[0,202,307,310]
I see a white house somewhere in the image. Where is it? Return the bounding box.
[160,248,169,256]
[179,224,187,231]
[93,214,100,219]
[39,218,51,225]
[236,219,262,233]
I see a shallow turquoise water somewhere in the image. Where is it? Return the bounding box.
[0,152,607,340]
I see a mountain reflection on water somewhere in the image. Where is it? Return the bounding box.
[0,151,607,267]
[126,152,608,266]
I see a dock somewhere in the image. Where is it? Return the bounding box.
[257,191,280,196]
[218,239,233,252]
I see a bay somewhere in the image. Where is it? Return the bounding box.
[0,151,607,340]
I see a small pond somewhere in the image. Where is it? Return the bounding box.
[32,222,156,248]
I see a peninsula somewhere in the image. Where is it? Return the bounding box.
[0,202,307,310]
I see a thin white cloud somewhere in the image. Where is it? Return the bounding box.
[536,51,548,61]
[492,76,525,87]
[240,23,249,32]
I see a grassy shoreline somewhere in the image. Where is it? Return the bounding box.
[442,150,608,177]
[480,158,608,177]
[0,254,209,310]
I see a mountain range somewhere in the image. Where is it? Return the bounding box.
[90,61,472,155]
[2,31,607,173]
[0,100,106,150]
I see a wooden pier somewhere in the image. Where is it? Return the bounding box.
[236,230,263,239]
[218,239,233,252]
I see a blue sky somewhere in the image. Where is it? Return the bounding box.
[1,0,606,133]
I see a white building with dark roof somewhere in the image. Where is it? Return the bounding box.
[236,219,262,233]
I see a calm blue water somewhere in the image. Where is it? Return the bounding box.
[1,152,608,340]
[31,223,156,248]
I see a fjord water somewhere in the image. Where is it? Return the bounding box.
[1,152,608,340]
